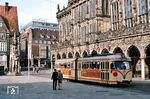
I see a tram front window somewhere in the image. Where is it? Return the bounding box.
[115,61,131,70]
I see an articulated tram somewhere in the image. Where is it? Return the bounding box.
[55,54,132,85]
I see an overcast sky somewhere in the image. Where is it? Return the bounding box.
[0,0,68,28]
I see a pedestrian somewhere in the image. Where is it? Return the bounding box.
[58,70,63,90]
[32,65,36,73]
[36,66,40,73]
[51,69,58,90]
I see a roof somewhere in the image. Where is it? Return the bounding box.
[55,58,76,64]
[55,54,131,64]
[0,16,9,33]
[21,21,59,32]
[0,5,19,36]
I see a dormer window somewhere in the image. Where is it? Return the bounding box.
[46,35,50,38]
[52,35,56,39]
[40,34,44,38]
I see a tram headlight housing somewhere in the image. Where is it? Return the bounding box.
[113,72,118,77]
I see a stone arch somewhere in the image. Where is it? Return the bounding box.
[127,45,141,77]
[75,52,80,58]
[62,53,67,59]
[145,44,150,78]
[68,52,73,58]
[82,51,88,57]
[91,50,98,56]
[52,54,55,59]
[101,48,109,54]
[57,53,61,59]
[113,47,123,54]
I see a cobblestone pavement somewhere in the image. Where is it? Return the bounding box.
[1,69,150,99]
[0,75,150,99]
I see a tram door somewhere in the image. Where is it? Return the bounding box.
[100,62,110,81]
[75,58,78,80]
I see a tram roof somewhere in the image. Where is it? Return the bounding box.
[78,54,131,62]
[55,58,76,64]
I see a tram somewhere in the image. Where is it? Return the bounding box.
[55,54,132,85]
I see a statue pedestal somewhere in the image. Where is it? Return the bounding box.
[15,72,22,76]
[7,72,22,76]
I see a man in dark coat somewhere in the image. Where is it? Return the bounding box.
[51,69,58,90]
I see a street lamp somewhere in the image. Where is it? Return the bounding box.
[27,32,31,79]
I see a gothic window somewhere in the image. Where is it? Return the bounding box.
[80,26,86,43]
[80,4,84,21]
[90,0,93,17]
[83,3,86,20]
[93,0,96,17]
[87,2,89,14]
[84,26,86,42]
[124,0,133,27]
[90,0,96,17]
[68,21,71,32]
[0,42,1,51]
[139,0,148,23]
[74,7,79,23]
[102,0,109,16]
[112,2,119,30]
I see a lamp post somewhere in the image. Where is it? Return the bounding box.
[27,32,31,79]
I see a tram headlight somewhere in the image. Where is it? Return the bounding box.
[113,72,118,77]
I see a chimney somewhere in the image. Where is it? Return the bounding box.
[5,2,9,11]
[5,2,9,6]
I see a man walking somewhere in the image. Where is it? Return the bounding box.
[51,69,58,90]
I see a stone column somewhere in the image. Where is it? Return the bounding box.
[28,59,30,67]
[31,55,34,66]
[141,56,145,80]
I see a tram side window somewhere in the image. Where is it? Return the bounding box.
[58,64,61,68]
[78,63,81,69]
[88,63,91,69]
[96,62,101,69]
[68,63,70,68]
[64,64,67,68]
[82,63,86,69]
[60,64,63,67]
[101,62,104,69]
[92,62,97,69]
[110,62,115,69]
[87,62,90,69]
[71,63,74,68]
[105,62,109,69]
